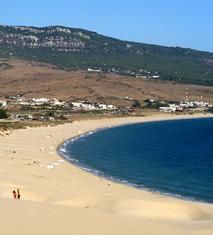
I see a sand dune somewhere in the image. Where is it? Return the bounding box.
[0,114,213,235]
[114,199,211,221]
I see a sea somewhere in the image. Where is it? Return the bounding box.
[59,118,213,203]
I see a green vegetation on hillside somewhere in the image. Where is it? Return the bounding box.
[0,25,213,86]
[0,109,8,119]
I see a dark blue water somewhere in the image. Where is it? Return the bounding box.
[59,118,213,203]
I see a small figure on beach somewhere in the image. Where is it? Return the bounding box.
[12,190,17,199]
[12,189,20,199]
[17,189,20,199]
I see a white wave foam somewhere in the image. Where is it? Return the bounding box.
[60,148,67,153]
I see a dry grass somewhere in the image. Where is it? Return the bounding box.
[0,58,213,106]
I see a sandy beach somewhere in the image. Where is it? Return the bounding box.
[0,113,213,235]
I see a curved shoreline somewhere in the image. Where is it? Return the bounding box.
[57,115,213,205]
[1,113,213,235]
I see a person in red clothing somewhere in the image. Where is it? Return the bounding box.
[12,190,17,199]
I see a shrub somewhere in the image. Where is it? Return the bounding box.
[207,107,213,113]
[132,100,141,108]
[0,109,8,119]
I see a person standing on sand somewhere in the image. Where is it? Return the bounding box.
[12,190,17,199]
[17,189,20,199]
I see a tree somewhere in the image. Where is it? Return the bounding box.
[132,100,141,108]
[208,107,213,113]
[0,109,8,119]
[47,111,55,117]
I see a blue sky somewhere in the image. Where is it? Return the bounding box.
[1,0,212,52]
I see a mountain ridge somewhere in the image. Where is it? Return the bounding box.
[0,24,213,86]
[1,24,211,53]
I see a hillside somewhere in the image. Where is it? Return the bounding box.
[1,59,213,106]
[0,25,213,86]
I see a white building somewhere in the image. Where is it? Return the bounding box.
[15,114,33,120]
[159,104,182,112]
[106,104,116,110]
[72,102,96,111]
[31,98,50,105]
[71,101,116,111]
[0,100,7,108]
[88,68,102,73]
[50,98,65,107]
[152,75,160,79]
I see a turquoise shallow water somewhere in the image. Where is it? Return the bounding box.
[59,118,213,203]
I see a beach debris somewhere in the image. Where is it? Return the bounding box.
[39,159,65,169]
[52,162,60,166]
[47,152,55,155]
[47,164,55,169]
[26,161,40,167]
[45,134,53,138]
